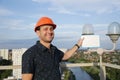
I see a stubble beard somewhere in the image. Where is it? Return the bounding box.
[43,36,54,43]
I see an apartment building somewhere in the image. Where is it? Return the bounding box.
[12,48,27,79]
[0,49,9,60]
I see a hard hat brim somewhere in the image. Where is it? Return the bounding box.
[34,24,56,32]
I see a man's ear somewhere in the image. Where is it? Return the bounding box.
[36,30,40,36]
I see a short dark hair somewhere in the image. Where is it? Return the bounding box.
[35,26,40,31]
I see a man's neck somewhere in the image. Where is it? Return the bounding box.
[40,40,51,49]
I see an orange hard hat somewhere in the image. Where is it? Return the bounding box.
[34,16,56,32]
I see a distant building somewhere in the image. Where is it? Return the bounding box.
[8,49,12,60]
[59,48,67,53]
[0,49,9,60]
[0,56,2,60]
[12,48,27,79]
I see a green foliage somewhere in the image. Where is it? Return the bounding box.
[106,67,120,80]
[0,59,12,65]
[0,59,12,80]
[0,70,12,80]
[67,50,120,80]
[82,66,100,80]
[63,69,75,80]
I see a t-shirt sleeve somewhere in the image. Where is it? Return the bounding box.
[22,50,34,74]
[57,49,64,62]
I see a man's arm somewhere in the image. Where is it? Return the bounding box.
[22,74,33,80]
[62,38,84,60]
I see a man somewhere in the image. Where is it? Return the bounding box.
[22,16,84,80]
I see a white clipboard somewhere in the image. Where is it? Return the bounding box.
[81,35,100,47]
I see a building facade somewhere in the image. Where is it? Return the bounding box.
[0,49,9,60]
[12,48,27,79]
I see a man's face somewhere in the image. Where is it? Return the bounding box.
[36,25,54,43]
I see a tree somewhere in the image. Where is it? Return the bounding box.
[0,59,12,80]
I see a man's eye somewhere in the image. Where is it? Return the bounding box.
[43,28,53,31]
[50,28,53,31]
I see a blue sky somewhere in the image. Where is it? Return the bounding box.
[0,0,120,49]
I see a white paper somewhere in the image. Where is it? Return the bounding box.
[81,35,100,47]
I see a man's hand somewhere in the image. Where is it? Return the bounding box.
[62,37,84,60]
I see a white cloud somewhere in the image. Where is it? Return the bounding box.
[32,0,120,15]
[54,24,83,41]
[27,14,46,18]
[0,19,34,30]
[0,8,13,16]
[48,7,77,15]
[56,24,83,30]
[32,0,51,3]
[54,23,111,42]
[55,23,111,38]
[56,31,80,37]
[54,31,80,42]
